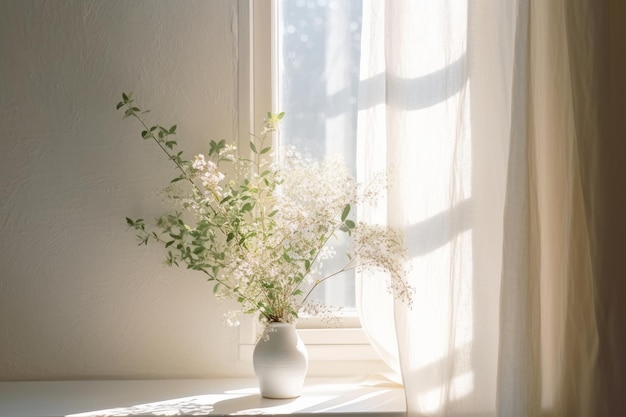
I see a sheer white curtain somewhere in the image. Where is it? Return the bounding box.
[357,0,509,414]
[356,0,625,416]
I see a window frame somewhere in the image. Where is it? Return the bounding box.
[235,0,387,369]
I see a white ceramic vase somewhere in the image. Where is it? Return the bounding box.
[253,322,308,399]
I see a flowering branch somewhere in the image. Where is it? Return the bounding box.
[117,93,413,325]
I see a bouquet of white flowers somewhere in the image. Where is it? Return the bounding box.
[118,93,413,325]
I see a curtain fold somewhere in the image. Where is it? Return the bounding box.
[356,0,624,415]
[563,0,626,414]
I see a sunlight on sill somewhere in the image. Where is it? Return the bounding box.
[68,382,404,417]
[0,378,404,417]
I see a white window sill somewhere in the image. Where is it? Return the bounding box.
[239,328,380,362]
[238,315,383,363]
[0,377,405,417]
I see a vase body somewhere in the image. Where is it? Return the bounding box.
[253,322,308,399]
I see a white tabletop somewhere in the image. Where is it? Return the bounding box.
[0,377,406,417]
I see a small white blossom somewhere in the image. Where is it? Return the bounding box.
[192,154,208,170]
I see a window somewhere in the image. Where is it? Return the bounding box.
[236,0,387,371]
[276,0,362,310]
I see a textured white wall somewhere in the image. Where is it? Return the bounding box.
[0,0,251,380]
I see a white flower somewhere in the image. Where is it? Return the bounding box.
[192,154,207,170]
[200,170,225,189]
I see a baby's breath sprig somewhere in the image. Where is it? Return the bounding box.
[118,93,413,325]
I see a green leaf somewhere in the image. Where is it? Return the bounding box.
[127,218,144,229]
[208,141,217,155]
[169,125,177,134]
[249,141,257,154]
[341,204,351,222]
[260,146,271,155]
[345,219,356,229]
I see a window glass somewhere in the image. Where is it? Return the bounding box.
[276,0,363,309]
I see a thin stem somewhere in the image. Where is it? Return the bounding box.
[288,212,345,295]
[299,258,360,306]
[130,113,198,190]
[125,104,252,248]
